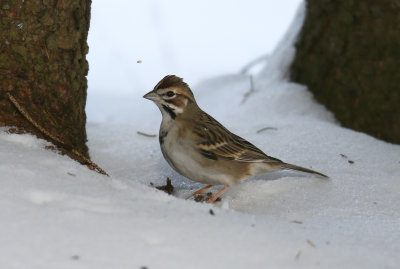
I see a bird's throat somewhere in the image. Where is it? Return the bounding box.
[162,105,177,119]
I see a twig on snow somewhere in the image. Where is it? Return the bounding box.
[241,75,256,104]
[7,92,108,176]
[137,131,157,138]
[256,127,278,133]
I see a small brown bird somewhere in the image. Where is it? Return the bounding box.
[144,75,328,203]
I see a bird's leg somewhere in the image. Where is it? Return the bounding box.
[186,184,213,200]
[206,185,230,203]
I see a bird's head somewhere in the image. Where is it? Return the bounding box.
[143,75,196,119]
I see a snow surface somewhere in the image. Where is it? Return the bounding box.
[1,3,400,269]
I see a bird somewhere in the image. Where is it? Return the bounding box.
[143,75,328,203]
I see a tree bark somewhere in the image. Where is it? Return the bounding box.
[290,0,400,144]
[0,0,91,157]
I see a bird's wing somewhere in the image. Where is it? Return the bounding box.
[192,113,282,163]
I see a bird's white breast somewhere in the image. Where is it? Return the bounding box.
[159,118,233,185]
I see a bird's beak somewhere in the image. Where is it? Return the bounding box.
[143,91,158,101]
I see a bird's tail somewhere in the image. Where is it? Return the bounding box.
[281,163,329,178]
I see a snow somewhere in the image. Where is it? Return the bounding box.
[1,3,400,269]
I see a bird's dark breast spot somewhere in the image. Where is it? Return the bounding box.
[159,131,168,145]
[162,105,176,119]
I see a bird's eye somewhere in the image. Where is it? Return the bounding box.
[166,91,175,97]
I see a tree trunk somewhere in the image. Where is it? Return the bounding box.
[0,0,91,157]
[290,0,400,144]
